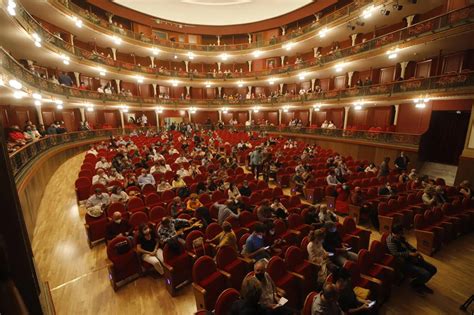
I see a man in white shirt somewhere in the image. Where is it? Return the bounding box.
[85,188,110,217]
[326,170,340,186]
[92,168,109,186]
[321,120,329,129]
[137,169,155,187]
[169,147,179,155]
[87,146,98,156]
[95,157,111,170]
[175,156,189,164]
[176,166,190,178]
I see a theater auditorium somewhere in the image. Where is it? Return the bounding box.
[1,0,474,314]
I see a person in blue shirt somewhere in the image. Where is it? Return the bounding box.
[243,223,270,261]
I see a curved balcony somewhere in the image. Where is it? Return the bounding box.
[52,0,372,52]
[2,47,474,108]
[12,4,474,84]
[9,128,126,177]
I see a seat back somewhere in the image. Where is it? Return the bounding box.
[302,292,318,315]
[107,202,126,217]
[129,211,148,229]
[149,206,167,223]
[216,245,238,269]
[267,256,286,282]
[192,255,217,284]
[284,246,304,272]
[357,249,372,274]
[205,222,223,240]
[343,216,357,233]
[145,193,161,207]
[214,288,240,315]
[127,197,145,213]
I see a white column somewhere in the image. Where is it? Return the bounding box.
[248,110,252,122]
[343,106,350,129]
[247,60,252,72]
[119,110,125,128]
[279,83,284,94]
[149,56,155,68]
[347,71,354,87]
[248,33,252,43]
[247,86,252,94]
[280,26,286,36]
[188,111,192,122]
[184,60,189,72]
[151,83,157,96]
[313,47,320,57]
[393,104,400,126]
[79,108,85,122]
[280,56,285,66]
[400,61,409,79]
[111,47,117,61]
[155,111,160,129]
[217,62,222,72]
[217,35,221,46]
[73,72,80,86]
[278,109,282,125]
[36,105,44,126]
[186,86,191,97]
[405,15,415,27]
[218,110,222,121]
[311,78,316,91]
[115,79,121,93]
[70,34,75,54]
[350,33,358,46]
[308,108,313,126]
[217,86,222,97]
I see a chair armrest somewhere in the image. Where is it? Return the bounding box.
[192,282,207,295]
[288,229,301,236]
[218,269,232,279]
[361,274,383,285]
[373,263,395,272]
[414,229,435,238]
[238,256,255,265]
[186,251,197,260]
[162,261,174,272]
[276,287,286,297]
[288,271,305,280]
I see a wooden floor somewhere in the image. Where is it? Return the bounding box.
[31,153,474,315]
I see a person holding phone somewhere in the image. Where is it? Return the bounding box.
[323,222,358,267]
[242,223,271,261]
[307,229,338,289]
[334,269,375,314]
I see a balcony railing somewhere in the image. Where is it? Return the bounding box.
[9,128,127,177]
[14,3,474,81]
[53,0,373,52]
[235,125,421,147]
[2,46,474,107]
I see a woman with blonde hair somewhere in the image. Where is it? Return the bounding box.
[307,229,336,288]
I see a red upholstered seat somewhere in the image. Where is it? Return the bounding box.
[343,217,371,250]
[127,197,146,214]
[369,240,395,268]
[186,230,214,258]
[106,236,141,290]
[84,213,107,247]
[163,242,193,296]
[302,292,318,315]
[205,222,223,242]
[284,246,318,296]
[192,256,229,311]
[357,249,392,300]
[129,211,149,229]
[267,256,303,309]
[216,246,250,290]
[214,288,240,315]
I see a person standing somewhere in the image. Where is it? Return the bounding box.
[249,147,263,180]
[378,157,390,178]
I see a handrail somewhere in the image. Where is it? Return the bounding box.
[220,125,421,147]
[2,46,474,107]
[12,3,474,81]
[9,128,129,177]
[53,0,373,52]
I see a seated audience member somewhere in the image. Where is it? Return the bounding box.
[151,160,171,174]
[157,179,173,192]
[327,170,340,186]
[304,206,323,228]
[8,125,27,145]
[186,193,203,212]
[243,223,270,261]
[85,188,110,217]
[252,259,295,315]
[292,173,306,193]
[318,205,337,224]
[386,224,437,294]
[323,222,358,267]
[169,196,186,218]
[459,180,472,199]
[195,206,212,228]
[394,152,409,172]
[364,163,377,174]
[108,168,124,182]
[138,169,155,188]
[377,157,390,178]
[239,180,252,197]
[257,200,274,225]
[408,169,417,181]
[350,187,379,229]
[86,146,98,156]
[124,175,139,189]
[136,223,164,275]
[215,200,240,225]
[206,221,238,252]
[106,212,132,241]
[334,269,373,314]
[434,185,448,204]
[307,229,336,288]
[311,283,343,315]
[378,182,396,197]
[172,175,189,198]
[92,168,109,186]
[110,186,129,203]
[398,171,409,183]
[230,277,267,315]
[175,155,189,164]
[422,186,438,207]
[157,216,194,246]
[95,157,111,170]
[227,182,241,201]
[176,166,189,178]
[270,198,288,219]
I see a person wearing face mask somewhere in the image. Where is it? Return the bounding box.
[92,168,109,186]
[252,259,296,315]
[394,151,410,173]
[95,157,111,170]
[318,205,338,224]
[105,212,132,241]
[378,182,396,197]
[206,221,238,252]
[243,223,270,261]
[323,222,358,267]
[239,180,252,197]
[85,188,110,217]
[307,229,338,288]
[110,186,129,203]
[136,223,164,275]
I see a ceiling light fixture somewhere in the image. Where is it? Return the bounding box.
[151,47,160,55]
[220,53,229,61]
[189,107,197,114]
[253,106,260,113]
[32,93,42,100]
[298,72,307,81]
[335,63,345,72]
[205,81,212,88]
[187,52,195,60]
[9,79,22,90]
[111,35,122,45]
[135,76,144,83]
[313,104,321,111]
[171,79,179,87]
[32,33,42,47]
[60,54,70,65]
[7,0,16,16]
[414,97,429,108]
[222,107,228,114]
[268,78,276,85]
[354,101,364,110]
[173,55,178,59]
[252,50,262,58]
[237,81,244,88]
[13,91,26,99]
[155,107,163,114]
[34,100,42,106]
[71,16,83,28]
[283,106,289,113]
[362,5,375,19]
[86,104,94,112]
[97,67,106,76]
[120,105,129,113]
[54,99,63,105]
[283,42,295,51]
[57,104,63,110]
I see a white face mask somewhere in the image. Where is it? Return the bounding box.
[257,234,263,239]
[114,219,122,224]
[269,230,275,236]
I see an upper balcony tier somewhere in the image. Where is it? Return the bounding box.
[2,46,474,111]
[5,2,474,87]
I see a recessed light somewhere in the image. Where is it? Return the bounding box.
[9,79,22,90]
